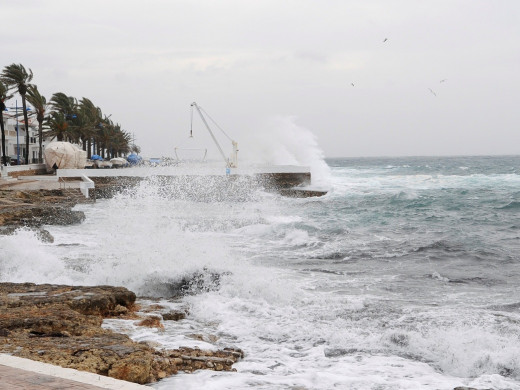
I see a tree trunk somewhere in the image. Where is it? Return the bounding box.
[0,109,6,166]
[22,96,30,165]
[38,120,43,163]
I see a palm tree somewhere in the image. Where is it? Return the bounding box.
[97,116,115,159]
[44,111,70,141]
[106,124,131,158]
[0,81,12,165]
[49,92,77,117]
[78,98,102,158]
[73,110,89,151]
[26,85,47,163]
[1,64,33,164]
[48,92,81,144]
[115,129,132,157]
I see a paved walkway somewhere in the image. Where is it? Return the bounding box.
[0,176,81,191]
[0,355,149,389]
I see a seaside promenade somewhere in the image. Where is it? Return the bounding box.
[0,165,326,199]
[0,355,149,389]
[0,177,70,191]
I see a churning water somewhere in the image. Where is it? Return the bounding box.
[1,152,520,390]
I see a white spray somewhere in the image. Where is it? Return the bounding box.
[240,115,331,187]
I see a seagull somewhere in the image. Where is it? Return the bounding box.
[440,79,447,83]
[383,38,388,43]
[428,88,437,97]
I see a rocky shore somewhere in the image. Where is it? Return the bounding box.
[0,282,243,384]
[0,185,243,385]
[0,183,489,390]
[0,188,85,242]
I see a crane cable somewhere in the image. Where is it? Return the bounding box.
[199,106,234,142]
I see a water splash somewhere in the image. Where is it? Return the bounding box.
[241,116,331,187]
[2,156,520,389]
[0,229,75,285]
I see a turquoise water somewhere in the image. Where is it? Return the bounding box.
[1,155,520,389]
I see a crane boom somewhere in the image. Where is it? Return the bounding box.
[190,102,238,168]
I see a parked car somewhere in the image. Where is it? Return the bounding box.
[8,155,25,165]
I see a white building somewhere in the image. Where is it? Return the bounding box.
[1,109,50,165]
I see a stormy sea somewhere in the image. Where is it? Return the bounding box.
[2,153,520,390]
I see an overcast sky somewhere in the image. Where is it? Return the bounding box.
[2,0,519,161]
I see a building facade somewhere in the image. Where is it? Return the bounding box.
[1,111,49,164]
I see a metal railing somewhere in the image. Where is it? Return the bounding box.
[58,176,68,191]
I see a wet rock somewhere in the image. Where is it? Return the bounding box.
[167,347,244,373]
[13,190,33,200]
[324,347,358,357]
[389,333,409,347]
[0,189,84,229]
[136,316,164,329]
[0,283,137,316]
[148,269,229,298]
[0,282,243,384]
[453,387,493,390]
[162,310,187,321]
[34,227,55,243]
[31,206,85,226]
[187,333,219,343]
[109,354,154,383]
[143,304,166,311]
[0,304,102,336]
[112,304,129,316]
[0,225,54,243]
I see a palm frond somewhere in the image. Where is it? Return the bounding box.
[26,85,47,121]
[50,92,77,115]
[1,63,33,95]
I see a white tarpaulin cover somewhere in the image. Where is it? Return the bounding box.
[110,157,128,166]
[44,141,87,171]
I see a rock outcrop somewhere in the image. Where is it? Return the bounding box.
[0,185,244,384]
[0,283,243,384]
[0,189,85,241]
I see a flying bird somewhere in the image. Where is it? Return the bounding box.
[428,88,437,97]
[383,38,388,43]
[351,83,355,87]
[440,79,447,83]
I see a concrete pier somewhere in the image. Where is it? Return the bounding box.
[57,164,326,198]
[1,164,328,198]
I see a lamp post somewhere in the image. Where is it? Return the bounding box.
[15,100,19,165]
